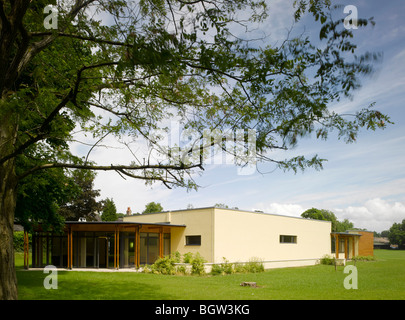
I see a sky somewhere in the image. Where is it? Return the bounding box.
[72,0,405,233]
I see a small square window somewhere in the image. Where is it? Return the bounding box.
[186,235,201,246]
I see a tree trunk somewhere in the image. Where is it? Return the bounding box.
[0,114,18,300]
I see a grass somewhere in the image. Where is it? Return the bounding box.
[15,250,405,300]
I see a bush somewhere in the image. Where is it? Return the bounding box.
[233,262,248,274]
[210,263,224,275]
[244,258,264,273]
[319,255,336,265]
[210,257,264,275]
[147,253,264,276]
[142,265,152,273]
[150,256,176,275]
[13,231,30,252]
[352,255,376,261]
[171,251,181,263]
[182,252,193,263]
[210,258,234,275]
[221,258,234,274]
[146,252,206,275]
[175,265,188,275]
[191,252,206,275]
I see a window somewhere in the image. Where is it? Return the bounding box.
[332,238,345,253]
[279,235,297,244]
[186,235,201,246]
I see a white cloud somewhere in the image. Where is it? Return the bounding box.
[335,198,405,232]
[251,198,405,233]
[252,202,308,218]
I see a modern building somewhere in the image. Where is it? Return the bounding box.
[24,207,373,270]
[124,207,333,269]
[330,230,374,260]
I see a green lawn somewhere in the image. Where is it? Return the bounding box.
[15,250,405,300]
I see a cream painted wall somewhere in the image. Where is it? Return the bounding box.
[213,208,332,264]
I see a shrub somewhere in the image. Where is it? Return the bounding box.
[13,231,31,252]
[244,258,264,273]
[191,252,206,275]
[210,258,234,275]
[210,263,224,275]
[221,257,234,274]
[353,255,376,261]
[210,258,264,275]
[319,254,336,265]
[175,265,188,275]
[150,256,176,275]
[146,252,206,275]
[233,263,248,274]
[171,251,181,263]
[183,252,193,263]
[142,265,152,273]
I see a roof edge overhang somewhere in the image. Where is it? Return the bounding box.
[29,221,186,232]
[331,232,362,237]
[64,221,186,227]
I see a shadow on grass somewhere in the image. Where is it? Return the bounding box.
[17,270,174,300]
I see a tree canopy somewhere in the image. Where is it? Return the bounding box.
[101,198,118,221]
[58,170,102,222]
[301,207,353,232]
[388,219,405,248]
[0,0,392,300]
[143,202,164,214]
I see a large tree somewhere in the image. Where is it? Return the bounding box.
[388,219,405,248]
[58,170,102,221]
[143,201,164,214]
[100,197,118,221]
[301,207,354,232]
[15,164,79,231]
[0,0,391,299]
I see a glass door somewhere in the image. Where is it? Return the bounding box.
[97,237,108,268]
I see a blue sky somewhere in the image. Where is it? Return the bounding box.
[77,0,405,233]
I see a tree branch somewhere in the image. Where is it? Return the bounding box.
[17,162,203,181]
[29,31,133,47]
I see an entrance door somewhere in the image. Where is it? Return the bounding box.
[98,237,108,268]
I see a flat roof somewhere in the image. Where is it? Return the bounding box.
[331,232,362,236]
[125,206,332,224]
[65,221,186,227]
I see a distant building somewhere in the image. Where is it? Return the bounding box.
[374,237,390,249]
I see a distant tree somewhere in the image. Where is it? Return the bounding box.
[301,208,338,231]
[59,170,102,221]
[101,198,118,221]
[388,219,405,248]
[143,202,163,214]
[15,166,79,232]
[336,218,354,233]
[301,208,353,232]
[380,230,390,238]
[214,203,229,209]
